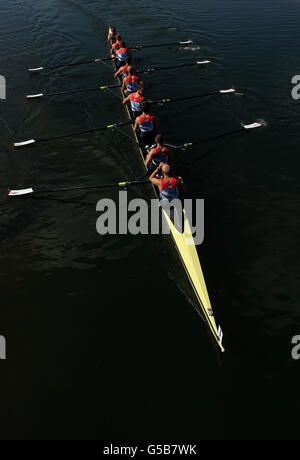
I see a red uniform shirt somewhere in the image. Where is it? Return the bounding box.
[161,178,178,190]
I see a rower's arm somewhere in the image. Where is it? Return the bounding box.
[149,168,162,189]
[122,78,126,91]
[133,118,139,132]
[145,149,155,167]
[114,68,122,79]
[123,94,130,105]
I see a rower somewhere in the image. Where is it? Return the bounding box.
[114,56,132,79]
[149,163,182,202]
[110,34,124,57]
[115,40,129,69]
[145,134,173,170]
[134,101,158,145]
[122,66,141,95]
[108,27,117,44]
[123,83,145,118]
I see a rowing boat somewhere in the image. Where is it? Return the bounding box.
[109,27,225,352]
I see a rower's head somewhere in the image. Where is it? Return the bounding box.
[161,163,171,176]
[116,34,122,42]
[137,82,145,95]
[127,65,136,75]
[155,134,164,146]
[119,40,126,48]
[111,27,116,34]
[141,101,150,114]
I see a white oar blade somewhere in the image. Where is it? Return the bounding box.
[197,60,211,65]
[26,93,44,99]
[13,139,36,147]
[28,67,44,72]
[180,40,193,45]
[220,88,236,94]
[8,188,34,197]
[243,122,263,130]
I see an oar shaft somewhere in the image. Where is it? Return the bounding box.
[13,121,133,147]
[166,122,263,150]
[27,84,121,99]
[138,61,209,73]
[28,41,192,72]
[8,180,150,197]
[39,121,133,142]
[37,181,149,193]
[150,88,235,105]
[192,128,244,146]
[29,57,113,72]
[150,91,218,105]
[129,40,192,50]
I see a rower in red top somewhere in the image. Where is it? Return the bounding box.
[107,27,117,44]
[134,101,159,145]
[122,66,142,95]
[115,40,129,69]
[123,82,145,118]
[149,163,182,202]
[145,134,173,170]
[110,34,124,57]
[114,56,132,79]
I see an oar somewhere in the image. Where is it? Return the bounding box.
[8,180,150,197]
[26,61,211,99]
[165,122,263,150]
[26,84,121,99]
[129,39,193,50]
[149,88,236,105]
[28,40,193,72]
[13,121,133,148]
[138,60,211,73]
[28,57,114,72]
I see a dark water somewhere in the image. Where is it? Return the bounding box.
[0,0,300,440]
